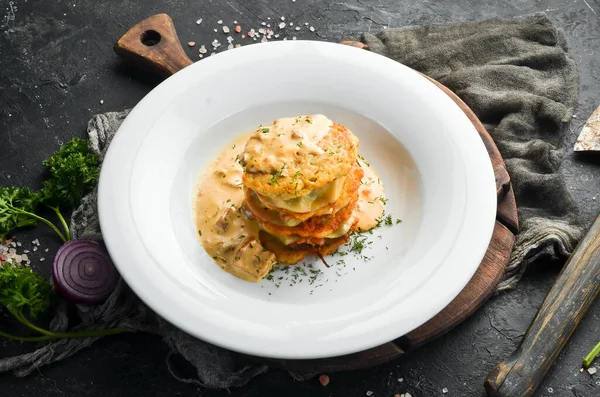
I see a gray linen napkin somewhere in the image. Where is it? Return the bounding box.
[0,12,584,388]
[352,12,584,291]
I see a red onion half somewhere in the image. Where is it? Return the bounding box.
[52,239,119,305]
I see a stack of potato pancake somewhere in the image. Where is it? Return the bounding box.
[240,114,363,265]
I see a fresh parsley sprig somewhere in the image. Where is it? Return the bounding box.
[0,138,99,242]
[0,262,128,342]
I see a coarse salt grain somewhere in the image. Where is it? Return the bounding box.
[261,22,266,26]
[295,26,300,30]
[398,378,404,382]
[199,45,207,54]
[292,36,297,40]
[44,248,49,252]
[227,43,234,50]
[258,28,266,34]
[188,41,196,47]
[442,388,448,393]
[233,20,238,24]
[319,374,330,386]
[213,28,217,33]
[588,367,597,375]
[227,36,234,43]
[241,34,246,38]
[309,26,315,32]
[279,22,286,29]
[281,16,285,21]
[290,22,294,26]
[23,250,29,253]
[100,100,104,104]
[222,26,230,33]
[366,392,373,396]
[40,257,45,262]
[217,19,223,24]
[305,22,309,25]
[16,242,21,247]
[196,18,202,25]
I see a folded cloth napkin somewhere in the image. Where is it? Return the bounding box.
[0,12,584,389]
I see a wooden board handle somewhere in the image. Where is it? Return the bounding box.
[113,13,192,77]
[484,213,600,397]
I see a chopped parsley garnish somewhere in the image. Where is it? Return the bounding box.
[358,154,370,166]
[261,128,270,133]
[268,163,286,185]
[305,117,313,124]
[297,141,303,148]
[198,230,202,236]
[384,214,393,226]
[396,219,402,224]
[349,232,368,254]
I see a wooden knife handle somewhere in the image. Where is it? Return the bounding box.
[485,213,600,397]
[113,13,192,77]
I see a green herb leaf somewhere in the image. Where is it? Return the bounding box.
[0,263,51,318]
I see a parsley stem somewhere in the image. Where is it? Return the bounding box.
[12,311,130,339]
[10,206,67,242]
[48,205,71,241]
[583,340,600,368]
[0,330,57,342]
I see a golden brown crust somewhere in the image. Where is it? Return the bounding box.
[257,191,359,238]
[244,165,364,227]
[241,122,359,200]
[259,229,353,265]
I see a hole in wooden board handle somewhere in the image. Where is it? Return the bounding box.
[140,30,162,47]
[113,13,193,77]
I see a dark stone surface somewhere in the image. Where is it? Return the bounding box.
[1,0,600,396]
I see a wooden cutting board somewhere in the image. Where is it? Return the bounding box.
[113,13,519,373]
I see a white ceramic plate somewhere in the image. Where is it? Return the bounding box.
[98,40,496,360]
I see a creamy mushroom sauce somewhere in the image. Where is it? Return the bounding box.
[194,129,387,282]
[241,114,333,174]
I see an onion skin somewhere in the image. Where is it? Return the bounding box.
[52,239,119,305]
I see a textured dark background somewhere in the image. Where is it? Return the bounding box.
[1,0,600,396]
